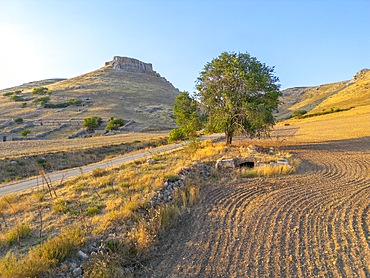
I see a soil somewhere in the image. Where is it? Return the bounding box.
[140,136,370,277]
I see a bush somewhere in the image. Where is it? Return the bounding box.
[14,117,23,124]
[68,98,82,106]
[87,205,100,215]
[83,116,102,130]
[21,102,27,108]
[44,102,69,108]
[31,87,49,95]
[10,95,25,102]
[20,129,31,137]
[168,128,187,142]
[164,173,179,182]
[105,117,125,130]
[32,96,50,104]
[291,110,307,117]
[3,92,14,96]
[1,223,31,245]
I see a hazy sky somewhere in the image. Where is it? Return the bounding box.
[0,0,369,92]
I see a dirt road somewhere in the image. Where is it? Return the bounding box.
[142,136,370,277]
[0,142,185,196]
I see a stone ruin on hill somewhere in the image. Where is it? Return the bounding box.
[105,56,161,77]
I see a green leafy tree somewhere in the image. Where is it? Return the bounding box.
[173,92,203,139]
[83,117,102,131]
[105,117,125,130]
[20,129,31,137]
[196,52,281,145]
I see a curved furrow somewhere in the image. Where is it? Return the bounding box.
[196,186,264,275]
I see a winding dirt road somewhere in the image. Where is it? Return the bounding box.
[142,136,370,277]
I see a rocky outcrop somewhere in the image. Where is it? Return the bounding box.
[105,56,161,77]
[352,68,370,82]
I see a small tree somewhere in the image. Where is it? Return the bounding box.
[168,128,187,142]
[173,92,203,139]
[105,117,125,130]
[20,129,31,137]
[196,52,281,145]
[83,117,102,131]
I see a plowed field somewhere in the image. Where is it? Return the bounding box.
[142,136,370,277]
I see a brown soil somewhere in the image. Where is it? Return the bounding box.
[140,136,370,277]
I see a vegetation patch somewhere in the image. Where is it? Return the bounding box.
[295,106,354,119]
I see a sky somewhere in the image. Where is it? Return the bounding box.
[0,0,369,92]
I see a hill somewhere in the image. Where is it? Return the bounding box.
[0,56,180,137]
[277,68,370,119]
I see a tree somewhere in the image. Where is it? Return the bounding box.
[20,129,31,137]
[83,117,102,131]
[173,92,203,139]
[196,52,281,145]
[105,117,125,130]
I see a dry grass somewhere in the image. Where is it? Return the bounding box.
[0,138,298,276]
[279,104,370,142]
[0,63,179,129]
[0,135,167,184]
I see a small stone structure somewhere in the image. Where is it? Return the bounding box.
[0,133,13,142]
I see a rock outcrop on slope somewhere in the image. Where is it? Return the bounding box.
[106,56,160,76]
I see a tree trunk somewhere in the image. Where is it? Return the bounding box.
[226,133,233,145]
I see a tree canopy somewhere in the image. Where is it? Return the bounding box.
[196,52,281,144]
[105,117,125,130]
[173,92,203,139]
[83,117,102,131]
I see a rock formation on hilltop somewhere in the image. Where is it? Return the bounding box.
[105,56,161,77]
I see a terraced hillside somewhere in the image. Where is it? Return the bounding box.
[143,136,370,277]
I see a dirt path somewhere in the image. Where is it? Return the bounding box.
[141,136,370,277]
[0,142,185,196]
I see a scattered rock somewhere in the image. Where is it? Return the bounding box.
[215,158,235,170]
[72,267,83,277]
[77,250,89,260]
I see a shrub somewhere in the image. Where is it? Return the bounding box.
[44,102,69,108]
[31,87,49,95]
[105,117,125,130]
[87,205,100,215]
[32,96,50,104]
[20,129,31,137]
[68,98,82,105]
[164,173,179,182]
[10,95,25,102]
[14,117,23,124]
[83,116,102,130]
[1,223,31,245]
[3,92,14,96]
[53,199,69,214]
[292,110,307,117]
[168,128,187,142]
[21,102,27,108]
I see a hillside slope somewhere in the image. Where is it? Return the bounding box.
[0,56,180,131]
[278,68,370,119]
